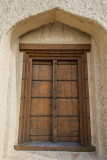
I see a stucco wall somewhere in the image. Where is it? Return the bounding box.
[0,1,107,160]
[20,21,91,44]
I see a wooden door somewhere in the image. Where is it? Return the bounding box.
[17,44,94,151]
[29,59,80,142]
[30,61,53,141]
[56,60,80,142]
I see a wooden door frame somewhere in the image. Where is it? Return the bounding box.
[15,44,95,151]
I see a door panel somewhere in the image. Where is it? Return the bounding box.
[57,61,78,80]
[32,64,52,80]
[57,65,72,80]
[57,117,80,135]
[57,81,78,97]
[30,59,80,142]
[30,117,52,135]
[30,117,52,141]
[32,81,53,97]
[31,98,52,116]
[56,99,78,116]
[56,60,80,142]
[57,137,80,142]
[57,81,72,97]
[29,136,52,141]
[30,61,53,141]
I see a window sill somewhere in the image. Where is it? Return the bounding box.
[14,141,95,152]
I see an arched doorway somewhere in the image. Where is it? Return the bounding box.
[0,8,107,158]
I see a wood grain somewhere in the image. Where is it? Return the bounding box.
[19,43,91,51]
[17,46,94,151]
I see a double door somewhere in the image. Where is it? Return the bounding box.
[29,59,80,142]
[17,44,94,151]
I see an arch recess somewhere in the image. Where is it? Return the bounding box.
[0,8,107,158]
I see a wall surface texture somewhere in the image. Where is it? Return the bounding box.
[20,21,91,44]
[0,0,107,160]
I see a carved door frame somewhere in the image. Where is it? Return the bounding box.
[15,44,95,152]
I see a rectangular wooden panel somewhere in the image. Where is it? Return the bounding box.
[30,60,53,141]
[57,61,77,65]
[30,117,52,135]
[31,98,52,116]
[57,62,78,80]
[29,136,52,141]
[32,64,52,80]
[31,81,53,97]
[57,117,80,141]
[57,81,78,97]
[57,137,80,142]
[19,43,91,51]
[56,99,79,116]
[56,60,79,142]
[57,117,80,134]
[57,65,72,80]
[33,61,52,65]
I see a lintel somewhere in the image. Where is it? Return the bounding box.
[19,43,91,52]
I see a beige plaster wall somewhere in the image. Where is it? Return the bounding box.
[0,1,107,160]
[20,21,91,44]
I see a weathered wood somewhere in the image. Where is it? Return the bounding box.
[14,141,95,152]
[24,56,32,142]
[30,60,53,141]
[18,53,27,144]
[31,98,52,116]
[57,99,78,116]
[52,60,57,142]
[32,81,53,97]
[19,44,91,51]
[83,53,91,145]
[17,46,94,151]
[78,57,84,143]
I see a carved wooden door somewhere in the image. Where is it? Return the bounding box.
[29,59,80,142]
[56,60,79,142]
[17,44,95,151]
[30,60,53,141]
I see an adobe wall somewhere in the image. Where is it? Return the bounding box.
[20,21,91,44]
[0,1,107,159]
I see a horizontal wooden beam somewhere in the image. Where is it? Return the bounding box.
[14,143,95,152]
[19,43,91,51]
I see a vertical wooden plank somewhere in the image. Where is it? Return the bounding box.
[52,60,57,142]
[84,53,91,145]
[84,54,88,144]
[22,54,28,142]
[18,52,26,144]
[78,57,84,144]
[82,54,88,144]
[25,56,32,142]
